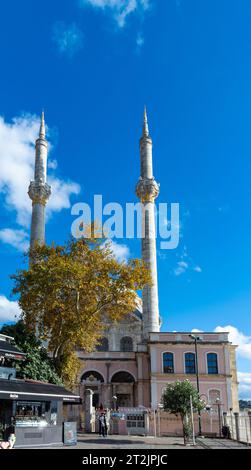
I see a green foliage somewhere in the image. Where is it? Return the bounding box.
[162,379,204,417]
[0,321,62,385]
[0,321,39,349]
[15,343,63,385]
[162,379,205,444]
[239,399,251,410]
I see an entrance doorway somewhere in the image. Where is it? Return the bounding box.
[81,371,104,408]
[111,371,135,408]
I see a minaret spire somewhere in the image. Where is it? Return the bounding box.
[28,112,51,249]
[136,107,160,338]
[143,106,149,137]
[39,110,46,139]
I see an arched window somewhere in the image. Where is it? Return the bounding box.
[81,371,104,383]
[185,352,196,374]
[207,353,218,374]
[120,337,133,352]
[111,371,135,383]
[96,337,109,352]
[163,352,174,374]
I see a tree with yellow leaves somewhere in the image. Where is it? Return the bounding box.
[11,238,151,387]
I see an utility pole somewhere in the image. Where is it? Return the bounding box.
[189,334,202,436]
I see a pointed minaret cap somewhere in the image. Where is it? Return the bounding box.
[142,105,150,137]
[39,110,46,139]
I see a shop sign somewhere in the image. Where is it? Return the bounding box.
[63,421,77,446]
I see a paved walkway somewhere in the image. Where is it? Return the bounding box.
[196,437,251,449]
[72,434,200,449]
[20,434,251,449]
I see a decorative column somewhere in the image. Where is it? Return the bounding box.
[136,108,160,338]
[85,389,94,433]
[105,362,112,409]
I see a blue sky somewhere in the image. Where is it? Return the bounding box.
[0,0,251,398]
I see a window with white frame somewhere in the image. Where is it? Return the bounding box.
[163,352,174,373]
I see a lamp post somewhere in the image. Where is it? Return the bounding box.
[112,395,118,411]
[157,403,163,437]
[189,334,202,436]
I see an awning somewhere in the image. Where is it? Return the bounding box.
[0,340,26,360]
[0,378,81,403]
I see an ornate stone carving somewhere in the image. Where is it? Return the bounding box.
[28,180,51,206]
[135,177,160,203]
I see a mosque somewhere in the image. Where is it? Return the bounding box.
[28,110,239,432]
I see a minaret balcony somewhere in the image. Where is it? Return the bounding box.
[135,177,160,203]
[28,180,51,205]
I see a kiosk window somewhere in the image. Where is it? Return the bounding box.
[126,414,145,428]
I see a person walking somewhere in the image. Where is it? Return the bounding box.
[99,413,107,437]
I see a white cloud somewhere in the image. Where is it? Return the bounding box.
[0,295,21,323]
[191,325,251,361]
[0,114,40,227]
[0,229,29,252]
[191,325,251,399]
[47,177,80,215]
[214,325,251,360]
[102,240,130,262]
[0,113,80,251]
[48,159,58,170]
[172,245,202,277]
[80,0,150,28]
[52,22,84,57]
[238,372,251,400]
[136,32,144,49]
[174,260,188,276]
[193,265,202,273]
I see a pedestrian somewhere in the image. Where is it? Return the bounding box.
[1,418,16,449]
[99,412,107,437]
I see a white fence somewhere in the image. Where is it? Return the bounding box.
[224,412,251,445]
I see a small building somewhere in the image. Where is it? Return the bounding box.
[0,334,80,447]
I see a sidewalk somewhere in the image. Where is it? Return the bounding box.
[196,437,251,449]
[74,433,202,449]
[19,434,251,449]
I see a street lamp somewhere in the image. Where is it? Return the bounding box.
[189,334,202,436]
[112,395,118,411]
[157,403,164,437]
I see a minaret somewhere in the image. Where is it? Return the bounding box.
[136,108,160,338]
[28,112,51,248]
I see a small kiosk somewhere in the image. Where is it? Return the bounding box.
[0,334,81,447]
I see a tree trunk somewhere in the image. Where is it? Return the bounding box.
[182,413,191,446]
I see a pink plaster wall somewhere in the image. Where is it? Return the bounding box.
[79,359,138,383]
[149,332,233,411]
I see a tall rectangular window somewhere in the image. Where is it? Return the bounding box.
[185,352,196,374]
[163,352,174,373]
[207,353,218,374]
